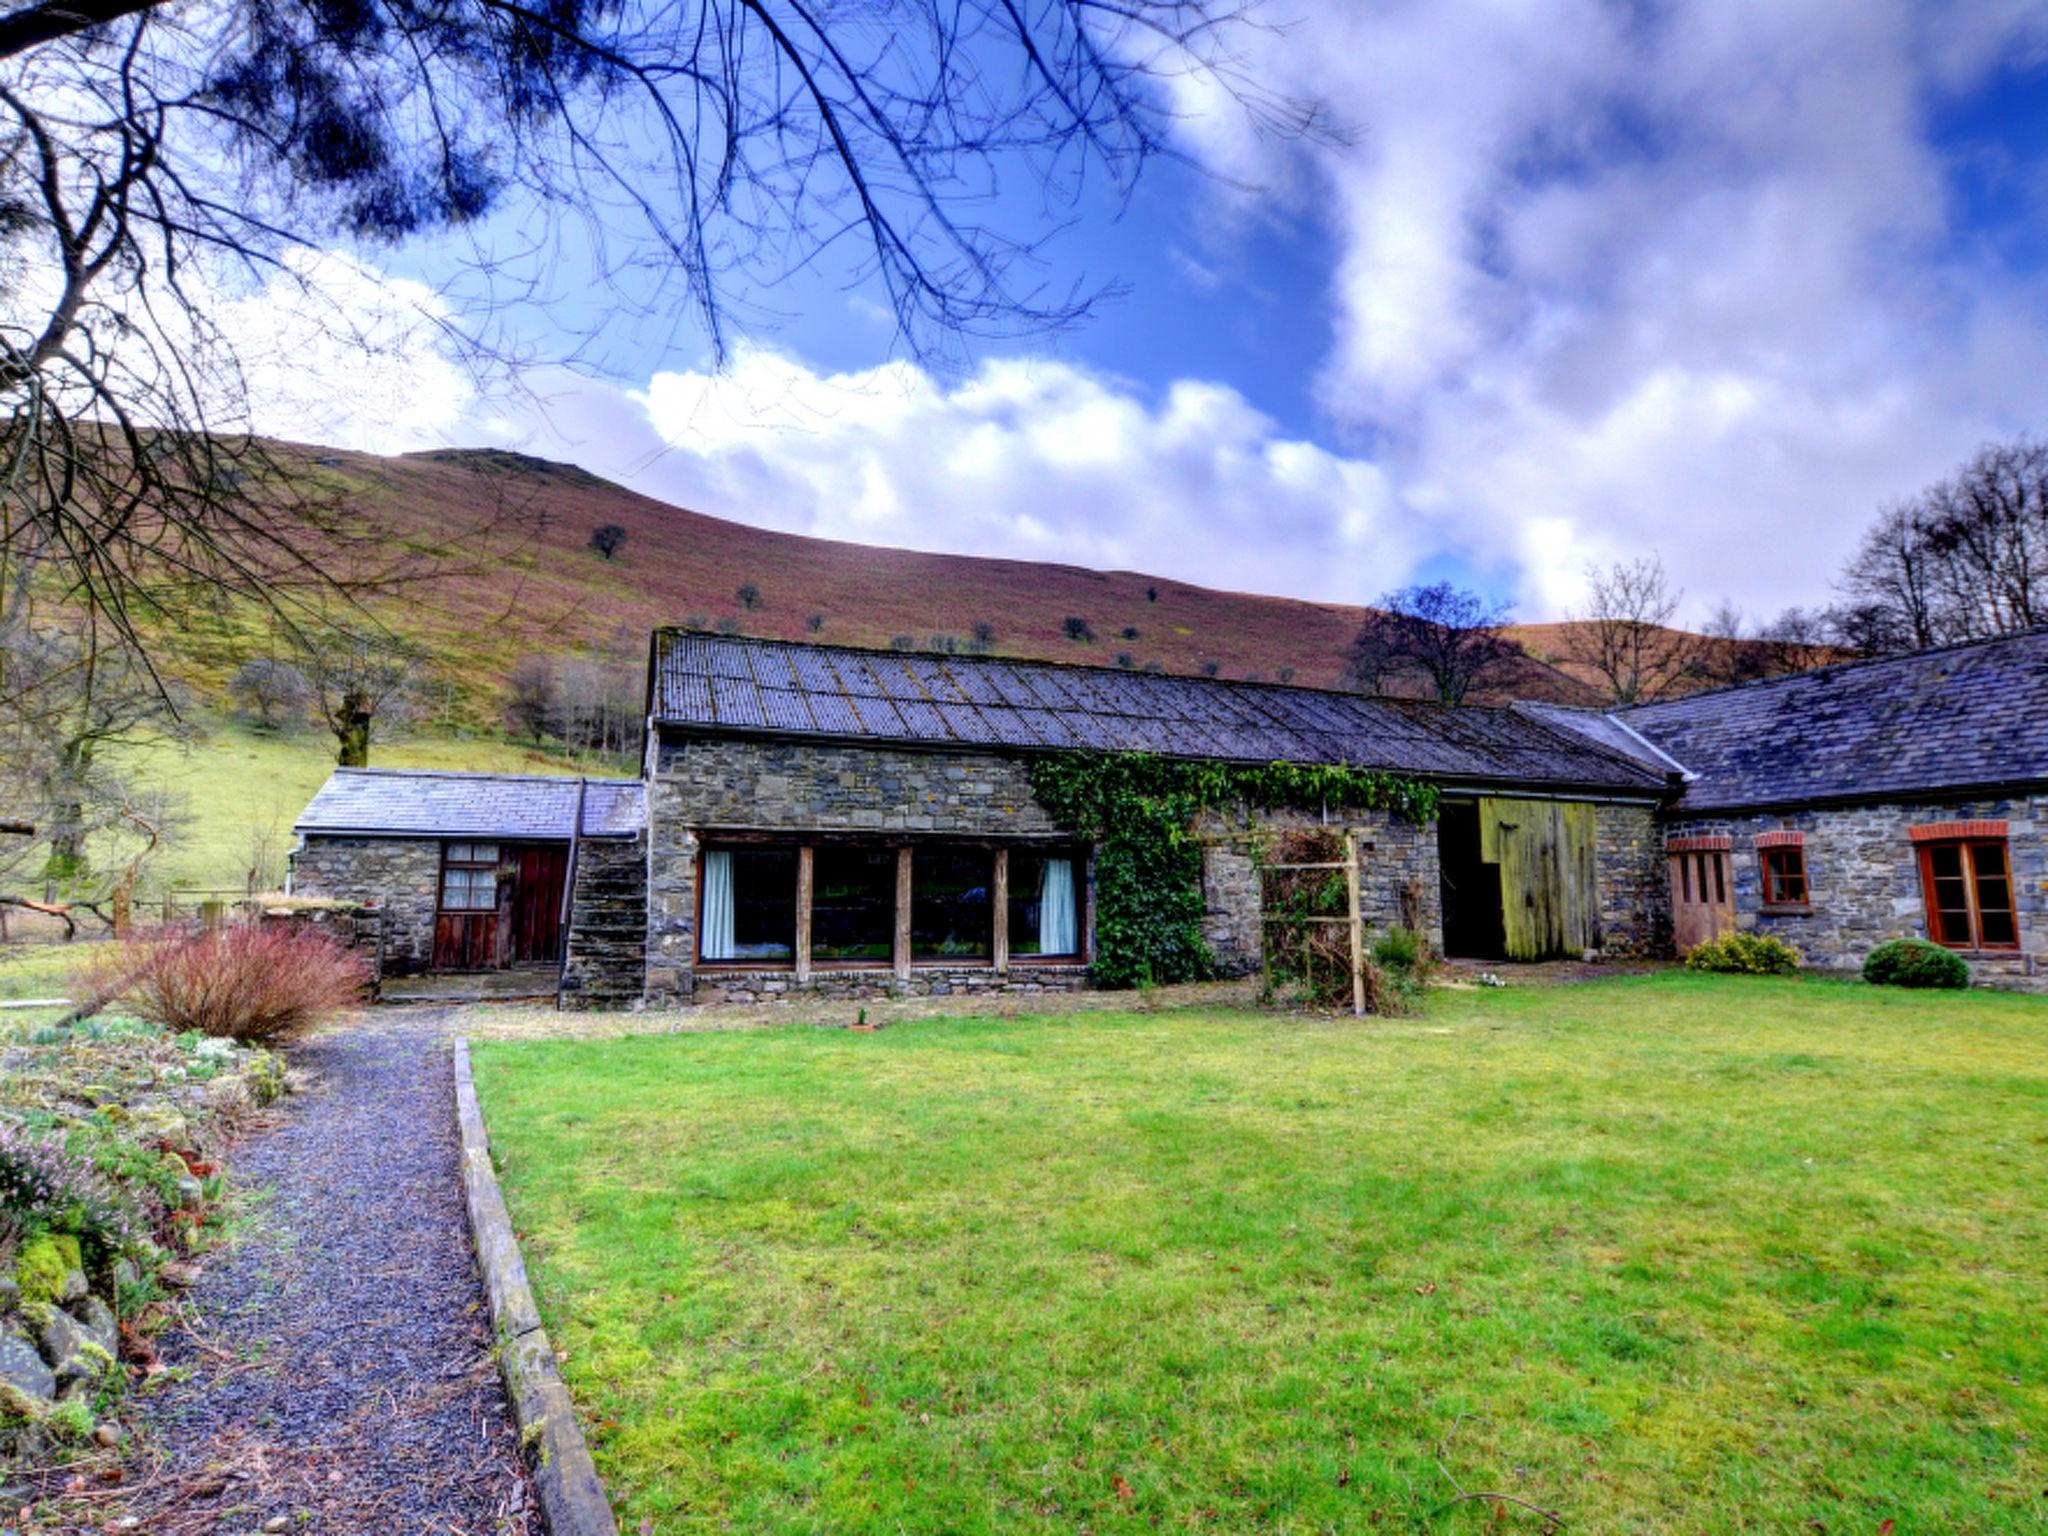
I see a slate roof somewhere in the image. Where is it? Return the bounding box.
[1616,628,2048,812]
[294,770,645,839]
[649,632,1669,794]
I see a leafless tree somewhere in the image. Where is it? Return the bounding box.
[503,653,561,744]
[589,524,628,561]
[1345,582,1521,704]
[229,656,312,729]
[1561,556,1702,706]
[299,629,421,767]
[1836,438,2048,652]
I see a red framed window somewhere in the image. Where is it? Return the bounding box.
[1759,845,1808,909]
[1916,838,2017,950]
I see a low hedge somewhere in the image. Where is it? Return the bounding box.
[1683,932,1802,976]
[1862,938,1971,989]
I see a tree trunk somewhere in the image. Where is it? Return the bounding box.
[337,692,373,767]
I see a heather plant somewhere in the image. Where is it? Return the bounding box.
[98,923,370,1043]
[0,1123,139,1263]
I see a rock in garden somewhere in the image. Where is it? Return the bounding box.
[58,1266,89,1304]
[0,1327,56,1406]
[69,1296,117,1358]
[176,1175,206,1210]
[0,1274,18,1311]
[36,1308,110,1384]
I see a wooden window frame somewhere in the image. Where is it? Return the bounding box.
[1915,837,2019,952]
[438,842,502,913]
[1758,845,1811,914]
[693,837,1090,972]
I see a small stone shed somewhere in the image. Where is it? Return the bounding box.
[290,770,646,998]
[1595,628,2048,985]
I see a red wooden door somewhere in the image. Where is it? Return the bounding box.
[508,844,569,965]
[1669,848,1734,953]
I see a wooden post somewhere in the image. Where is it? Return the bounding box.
[893,846,913,982]
[991,848,1009,975]
[795,845,814,985]
[1345,829,1365,1018]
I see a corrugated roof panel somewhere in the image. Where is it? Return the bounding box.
[647,632,1670,790]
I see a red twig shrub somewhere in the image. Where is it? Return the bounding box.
[98,923,370,1042]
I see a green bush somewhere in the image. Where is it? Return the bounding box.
[1683,932,1802,976]
[1862,938,1971,989]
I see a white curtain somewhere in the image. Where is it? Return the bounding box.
[702,850,736,960]
[1040,857,1077,955]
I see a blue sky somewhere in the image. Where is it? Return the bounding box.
[256,1,2048,622]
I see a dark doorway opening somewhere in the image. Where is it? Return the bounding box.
[1437,800,1506,960]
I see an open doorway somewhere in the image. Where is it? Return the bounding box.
[1437,799,1506,960]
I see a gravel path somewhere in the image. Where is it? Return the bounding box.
[126,1011,538,1535]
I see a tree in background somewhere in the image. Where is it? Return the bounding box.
[589,525,629,561]
[1836,438,2048,650]
[299,632,422,768]
[229,658,312,731]
[1345,583,1521,704]
[503,656,562,745]
[1560,557,1702,706]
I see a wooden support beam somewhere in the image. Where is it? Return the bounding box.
[795,846,814,984]
[0,821,34,837]
[991,848,1009,974]
[893,846,913,982]
[1345,829,1366,1019]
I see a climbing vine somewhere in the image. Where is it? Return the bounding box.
[1025,754,1439,989]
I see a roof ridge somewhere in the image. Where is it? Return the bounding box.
[329,767,640,785]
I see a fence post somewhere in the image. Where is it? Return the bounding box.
[1344,829,1365,1018]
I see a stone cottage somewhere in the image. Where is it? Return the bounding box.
[288,625,2048,1001]
[1583,628,2045,985]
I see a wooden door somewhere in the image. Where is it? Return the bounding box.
[1478,798,1599,960]
[1669,847,1734,952]
[507,844,569,966]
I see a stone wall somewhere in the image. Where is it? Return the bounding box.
[1594,803,1671,957]
[694,963,1091,1005]
[1664,794,2047,986]
[1195,805,1443,978]
[290,836,440,975]
[559,835,648,1008]
[255,901,387,991]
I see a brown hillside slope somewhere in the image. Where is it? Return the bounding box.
[206,444,1601,709]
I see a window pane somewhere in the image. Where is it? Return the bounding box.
[729,848,797,961]
[1925,844,1971,944]
[1712,854,1727,905]
[1012,852,1079,956]
[813,848,897,961]
[471,844,498,865]
[1971,842,2016,945]
[913,848,991,959]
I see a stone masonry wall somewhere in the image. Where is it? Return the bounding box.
[559,834,648,1008]
[1595,803,1671,957]
[695,963,1091,1005]
[1196,805,1443,979]
[290,835,440,975]
[1665,794,2047,986]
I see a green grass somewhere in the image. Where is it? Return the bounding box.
[469,975,2048,1534]
[0,941,96,1001]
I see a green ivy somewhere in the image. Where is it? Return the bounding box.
[1025,754,1439,989]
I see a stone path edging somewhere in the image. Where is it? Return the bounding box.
[453,1039,620,1536]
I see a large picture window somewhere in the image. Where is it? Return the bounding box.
[912,849,991,959]
[700,847,798,962]
[1919,838,2018,950]
[1010,852,1081,957]
[812,848,898,962]
[440,843,499,912]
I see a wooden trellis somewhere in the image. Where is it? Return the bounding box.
[1258,828,1366,1016]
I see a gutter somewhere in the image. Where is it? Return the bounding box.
[554,777,588,1009]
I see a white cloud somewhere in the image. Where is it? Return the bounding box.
[1188,0,2048,617]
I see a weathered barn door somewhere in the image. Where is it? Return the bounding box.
[1668,838,1734,952]
[1478,798,1599,960]
[433,841,569,970]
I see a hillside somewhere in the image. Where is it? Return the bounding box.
[171,444,1601,710]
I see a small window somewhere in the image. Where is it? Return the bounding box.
[813,848,897,962]
[1010,852,1081,957]
[1760,846,1808,909]
[440,843,500,912]
[700,847,797,963]
[912,848,991,959]
[1919,839,2018,950]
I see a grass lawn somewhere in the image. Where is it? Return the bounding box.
[469,975,2048,1533]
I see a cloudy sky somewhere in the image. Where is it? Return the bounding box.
[240,1,2048,622]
